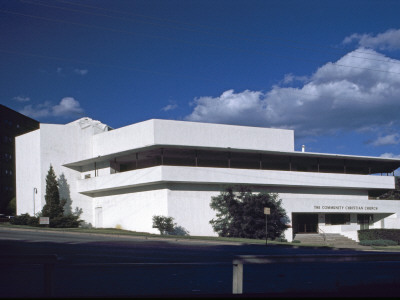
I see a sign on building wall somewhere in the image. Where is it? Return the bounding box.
[313,205,378,212]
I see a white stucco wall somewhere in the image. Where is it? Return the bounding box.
[93,186,169,233]
[91,119,294,159]
[92,119,155,158]
[166,184,220,236]
[16,119,109,226]
[15,129,41,215]
[38,124,96,224]
[152,119,294,152]
[78,179,400,241]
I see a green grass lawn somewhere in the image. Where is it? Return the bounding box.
[3,223,389,250]
[0,223,324,247]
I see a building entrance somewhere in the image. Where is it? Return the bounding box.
[358,214,373,230]
[292,213,318,234]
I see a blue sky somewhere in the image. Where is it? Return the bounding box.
[1,0,400,166]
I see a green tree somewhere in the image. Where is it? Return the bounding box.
[6,197,16,216]
[378,176,400,200]
[42,165,64,218]
[209,185,289,240]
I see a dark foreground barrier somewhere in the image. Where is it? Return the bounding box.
[0,254,58,297]
[232,253,400,294]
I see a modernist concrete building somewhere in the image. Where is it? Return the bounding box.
[16,118,400,241]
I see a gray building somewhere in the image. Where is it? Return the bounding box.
[0,104,39,214]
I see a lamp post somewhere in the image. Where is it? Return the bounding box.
[33,187,37,215]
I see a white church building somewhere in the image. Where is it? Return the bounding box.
[16,118,400,242]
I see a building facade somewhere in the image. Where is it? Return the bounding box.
[16,118,400,241]
[0,104,39,214]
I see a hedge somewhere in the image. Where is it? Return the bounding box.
[358,229,400,244]
[10,213,81,228]
[359,240,398,246]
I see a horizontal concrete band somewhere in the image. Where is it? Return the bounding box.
[77,165,394,194]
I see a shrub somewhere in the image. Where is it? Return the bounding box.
[10,213,38,226]
[169,225,190,236]
[275,237,288,242]
[152,215,175,235]
[358,229,400,243]
[49,215,82,228]
[152,216,190,236]
[359,239,398,246]
[292,240,301,243]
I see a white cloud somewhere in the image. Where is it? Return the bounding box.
[371,134,400,146]
[380,153,400,159]
[20,101,53,118]
[13,96,30,102]
[185,47,400,137]
[282,73,309,85]
[52,97,84,116]
[20,97,84,119]
[74,69,88,75]
[162,103,178,111]
[343,28,400,51]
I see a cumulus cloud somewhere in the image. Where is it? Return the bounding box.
[343,28,400,51]
[13,96,30,102]
[370,134,400,146]
[52,97,84,116]
[20,97,84,119]
[185,47,400,137]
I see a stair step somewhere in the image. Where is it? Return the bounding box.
[294,233,362,248]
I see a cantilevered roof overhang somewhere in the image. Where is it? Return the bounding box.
[63,144,400,174]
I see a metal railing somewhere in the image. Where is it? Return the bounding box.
[232,253,400,294]
[318,227,327,242]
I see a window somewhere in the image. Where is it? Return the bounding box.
[325,214,350,225]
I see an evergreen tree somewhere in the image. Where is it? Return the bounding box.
[42,165,64,218]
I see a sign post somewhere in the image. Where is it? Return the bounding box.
[264,207,270,246]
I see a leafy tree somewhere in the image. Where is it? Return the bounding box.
[42,165,64,218]
[209,185,289,240]
[378,176,400,200]
[6,197,16,216]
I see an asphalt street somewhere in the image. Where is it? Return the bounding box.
[1,227,400,298]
